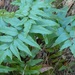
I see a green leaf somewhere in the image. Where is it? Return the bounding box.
[43,35,48,44]
[4,17,27,27]
[18,33,40,49]
[4,17,20,26]
[0,65,16,73]
[0,44,9,50]
[63,16,75,26]
[66,25,72,33]
[32,1,45,9]
[14,39,32,56]
[0,36,13,42]
[30,9,49,18]
[0,17,7,27]
[59,66,67,71]
[70,44,75,57]
[41,19,59,27]
[10,44,21,61]
[27,59,43,66]
[0,51,7,64]
[24,19,35,37]
[30,25,52,34]
[0,27,18,36]
[72,38,75,44]
[29,14,42,21]
[20,4,30,16]
[25,65,41,75]
[53,33,70,47]
[60,40,72,50]
[25,69,40,75]
[6,49,12,60]
[31,48,40,58]
[57,6,68,19]
[71,20,75,26]
[70,30,75,38]
[57,27,65,36]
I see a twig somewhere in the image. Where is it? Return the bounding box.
[66,0,75,16]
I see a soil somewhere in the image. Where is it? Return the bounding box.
[0,0,18,11]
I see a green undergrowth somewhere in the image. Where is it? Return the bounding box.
[0,0,75,75]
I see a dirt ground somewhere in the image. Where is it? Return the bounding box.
[0,0,18,11]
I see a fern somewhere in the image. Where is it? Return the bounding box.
[52,7,75,57]
[0,0,59,74]
[1,0,75,74]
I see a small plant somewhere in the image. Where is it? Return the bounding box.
[0,0,59,74]
[52,7,75,56]
[0,0,75,75]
